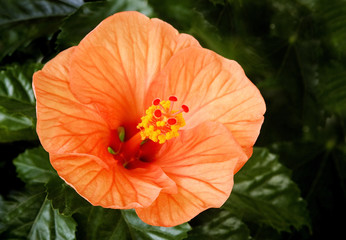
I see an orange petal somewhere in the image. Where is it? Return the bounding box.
[51,153,177,208]
[68,11,200,128]
[136,121,247,227]
[33,47,111,166]
[147,47,266,161]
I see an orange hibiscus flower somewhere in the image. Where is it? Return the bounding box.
[33,11,265,227]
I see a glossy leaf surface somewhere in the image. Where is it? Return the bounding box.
[223,148,311,232]
[0,63,41,142]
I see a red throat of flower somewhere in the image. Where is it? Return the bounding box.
[108,96,189,168]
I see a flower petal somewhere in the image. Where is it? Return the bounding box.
[50,153,177,209]
[147,47,266,161]
[69,11,200,128]
[136,121,247,227]
[33,47,111,166]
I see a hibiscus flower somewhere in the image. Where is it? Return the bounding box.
[33,11,265,227]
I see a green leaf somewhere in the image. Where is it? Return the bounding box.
[187,211,251,240]
[13,146,56,184]
[0,189,46,238]
[0,188,77,240]
[0,64,38,106]
[0,108,37,142]
[75,207,128,240]
[28,198,77,240]
[122,209,191,240]
[46,177,91,216]
[223,147,311,232]
[56,0,153,49]
[75,207,191,240]
[0,0,83,60]
[0,63,42,142]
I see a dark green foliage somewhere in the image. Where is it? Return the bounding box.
[0,186,77,240]
[223,148,310,233]
[187,211,251,240]
[0,63,42,142]
[56,0,153,49]
[1,0,345,239]
[0,0,84,62]
[13,147,55,184]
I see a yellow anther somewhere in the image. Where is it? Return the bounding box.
[137,99,187,144]
[156,121,165,127]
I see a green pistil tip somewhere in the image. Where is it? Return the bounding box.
[108,146,117,155]
[118,126,125,142]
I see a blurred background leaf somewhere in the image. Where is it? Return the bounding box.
[56,0,153,49]
[0,0,83,62]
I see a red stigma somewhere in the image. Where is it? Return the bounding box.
[169,96,178,102]
[181,105,189,113]
[167,118,177,125]
[154,109,162,118]
[153,98,161,106]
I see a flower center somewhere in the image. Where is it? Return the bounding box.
[137,96,189,144]
[107,96,189,169]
